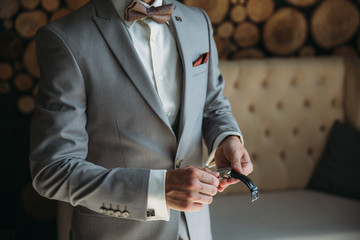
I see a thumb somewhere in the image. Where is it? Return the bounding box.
[231,161,243,173]
[229,151,243,173]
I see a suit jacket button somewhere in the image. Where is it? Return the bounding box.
[114,210,122,217]
[175,159,183,169]
[122,210,130,218]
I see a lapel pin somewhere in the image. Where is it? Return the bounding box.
[175,16,182,22]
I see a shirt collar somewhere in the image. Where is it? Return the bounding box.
[110,0,165,28]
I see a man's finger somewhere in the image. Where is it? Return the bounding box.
[198,182,218,196]
[229,148,244,173]
[204,167,220,178]
[218,178,239,189]
[239,151,253,175]
[168,198,204,212]
[194,167,219,187]
[194,193,214,204]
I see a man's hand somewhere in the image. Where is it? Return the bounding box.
[165,167,220,212]
[215,135,253,192]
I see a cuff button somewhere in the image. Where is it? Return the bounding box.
[122,210,130,218]
[106,209,115,216]
[114,210,122,217]
[100,207,107,214]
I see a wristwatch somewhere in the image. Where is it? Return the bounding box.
[216,167,259,202]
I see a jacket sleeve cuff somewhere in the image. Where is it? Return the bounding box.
[205,132,243,168]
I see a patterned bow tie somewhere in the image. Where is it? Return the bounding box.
[124,0,175,24]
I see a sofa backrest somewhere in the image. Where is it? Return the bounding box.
[218,57,360,193]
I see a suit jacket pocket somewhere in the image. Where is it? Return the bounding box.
[192,62,208,77]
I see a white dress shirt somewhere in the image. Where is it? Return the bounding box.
[111,0,179,221]
[111,0,242,222]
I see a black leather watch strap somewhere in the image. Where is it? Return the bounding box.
[230,170,259,202]
[230,170,256,190]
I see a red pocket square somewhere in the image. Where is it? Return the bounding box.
[193,52,210,67]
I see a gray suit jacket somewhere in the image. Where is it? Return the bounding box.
[29,0,241,239]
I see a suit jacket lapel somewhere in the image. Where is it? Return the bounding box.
[167,1,192,143]
[92,0,172,129]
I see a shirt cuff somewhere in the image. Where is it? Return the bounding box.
[147,170,170,221]
[205,131,243,168]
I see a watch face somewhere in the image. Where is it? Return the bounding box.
[216,167,232,179]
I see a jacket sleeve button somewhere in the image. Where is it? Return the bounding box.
[114,210,123,217]
[106,209,115,216]
[122,210,130,218]
[100,207,107,214]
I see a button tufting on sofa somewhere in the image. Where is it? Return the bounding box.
[264,128,270,137]
[307,147,313,156]
[233,81,240,89]
[279,150,286,161]
[290,76,297,86]
[261,80,268,88]
[292,127,299,136]
[331,98,337,107]
[303,98,311,107]
[318,76,326,85]
[319,124,326,132]
[248,104,255,112]
[209,57,360,240]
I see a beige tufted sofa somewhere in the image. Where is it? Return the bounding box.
[210,57,360,240]
[58,57,360,240]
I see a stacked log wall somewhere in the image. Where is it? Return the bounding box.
[183,0,360,59]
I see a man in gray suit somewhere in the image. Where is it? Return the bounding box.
[30,0,253,239]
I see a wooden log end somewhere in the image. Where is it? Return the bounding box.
[0,62,13,80]
[15,10,48,39]
[65,0,90,11]
[233,21,260,48]
[264,7,307,55]
[311,0,360,49]
[214,35,227,59]
[333,45,358,58]
[15,73,34,92]
[50,8,71,22]
[0,0,20,19]
[184,0,229,24]
[20,0,40,10]
[23,40,40,78]
[17,95,36,114]
[216,21,235,39]
[230,5,247,23]
[285,0,319,7]
[41,0,60,12]
[247,0,275,23]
